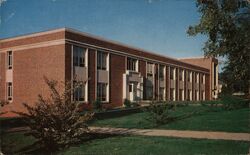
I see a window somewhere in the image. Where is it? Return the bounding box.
[202,90,205,100]
[7,51,12,69]
[127,57,137,71]
[179,69,184,81]
[129,84,132,93]
[170,88,175,101]
[7,82,12,101]
[202,74,205,84]
[159,88,165,101]
[147,63,154,74]
[145,85,153,100]
[187,71,192,82]
[170,67,175,80]
[97,83,107,102]
[196,73,199,83]
[214,63,217,87]
[194,90,199,101]
[159,65,165,80]
[73,46,85,67]
[200,74,203,84]
[179,89,183,101]
[97,51,107,70]
[187,89,191,101]
[73,81,85,101]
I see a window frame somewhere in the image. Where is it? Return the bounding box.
[179,69,184,81]
[159,65,165,80]
[7,51,13,69]
[73,46,86,67]
[127,57,138,72]
[170,67,175,80]
[159,88,165,101]
[7,82,13,101]
[97,51,108,70]
[73,81,85,102]
[97,82,108,102]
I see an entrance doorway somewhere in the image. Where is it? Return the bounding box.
[129,83,137,101]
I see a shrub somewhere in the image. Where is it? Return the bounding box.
[14,77,93,150]
[221,95,249,110]
[145,101,174,125]
[93,99,102,111]
[123,99,131,108]
[201,100,221,107]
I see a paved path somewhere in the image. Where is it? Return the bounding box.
[90,127,250,142]
[5,126,250,141]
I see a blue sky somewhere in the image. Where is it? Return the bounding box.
[0,0,207,59]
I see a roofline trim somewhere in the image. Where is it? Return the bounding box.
[0,28,66,42]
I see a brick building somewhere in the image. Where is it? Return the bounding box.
[0,28,219,117]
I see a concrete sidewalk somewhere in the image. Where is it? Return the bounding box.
[90,127,250,142]
[5,126,250,141]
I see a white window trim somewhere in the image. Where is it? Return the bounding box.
[7,82,13,102]
[71,45,88,103]
[96,51,110,103]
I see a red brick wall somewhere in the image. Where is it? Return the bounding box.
[205,74,211,100]
[139,60,146,100]
[184,70,187,100]
[109,54,125,107]
[65,43,72,82]
[192,72,195,100]
[176,68,179,101]
[155,64,158,100]
[139,60,146,77]
[88,49,96,104]
[166,66,169,101]
[1,45,66,117]
[0,53,6,101]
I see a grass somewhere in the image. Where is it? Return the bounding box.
[1,131,249,155]
[91,106,250,133]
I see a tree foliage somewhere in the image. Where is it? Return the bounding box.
[188,0,250,94]
[14,77,93,150]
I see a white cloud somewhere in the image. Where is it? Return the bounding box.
[0,0,7,6]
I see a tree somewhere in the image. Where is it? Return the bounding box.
[14,77,93,150]
[187,0,250,95]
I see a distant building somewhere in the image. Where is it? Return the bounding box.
[0,28,219,117]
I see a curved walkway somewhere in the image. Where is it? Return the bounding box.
[90,127,250,142]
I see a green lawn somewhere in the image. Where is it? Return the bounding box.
[1,131,249,155]
[91,106,250,133]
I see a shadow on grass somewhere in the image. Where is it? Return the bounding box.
[150,107,221,128]
[7,132,121,154]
